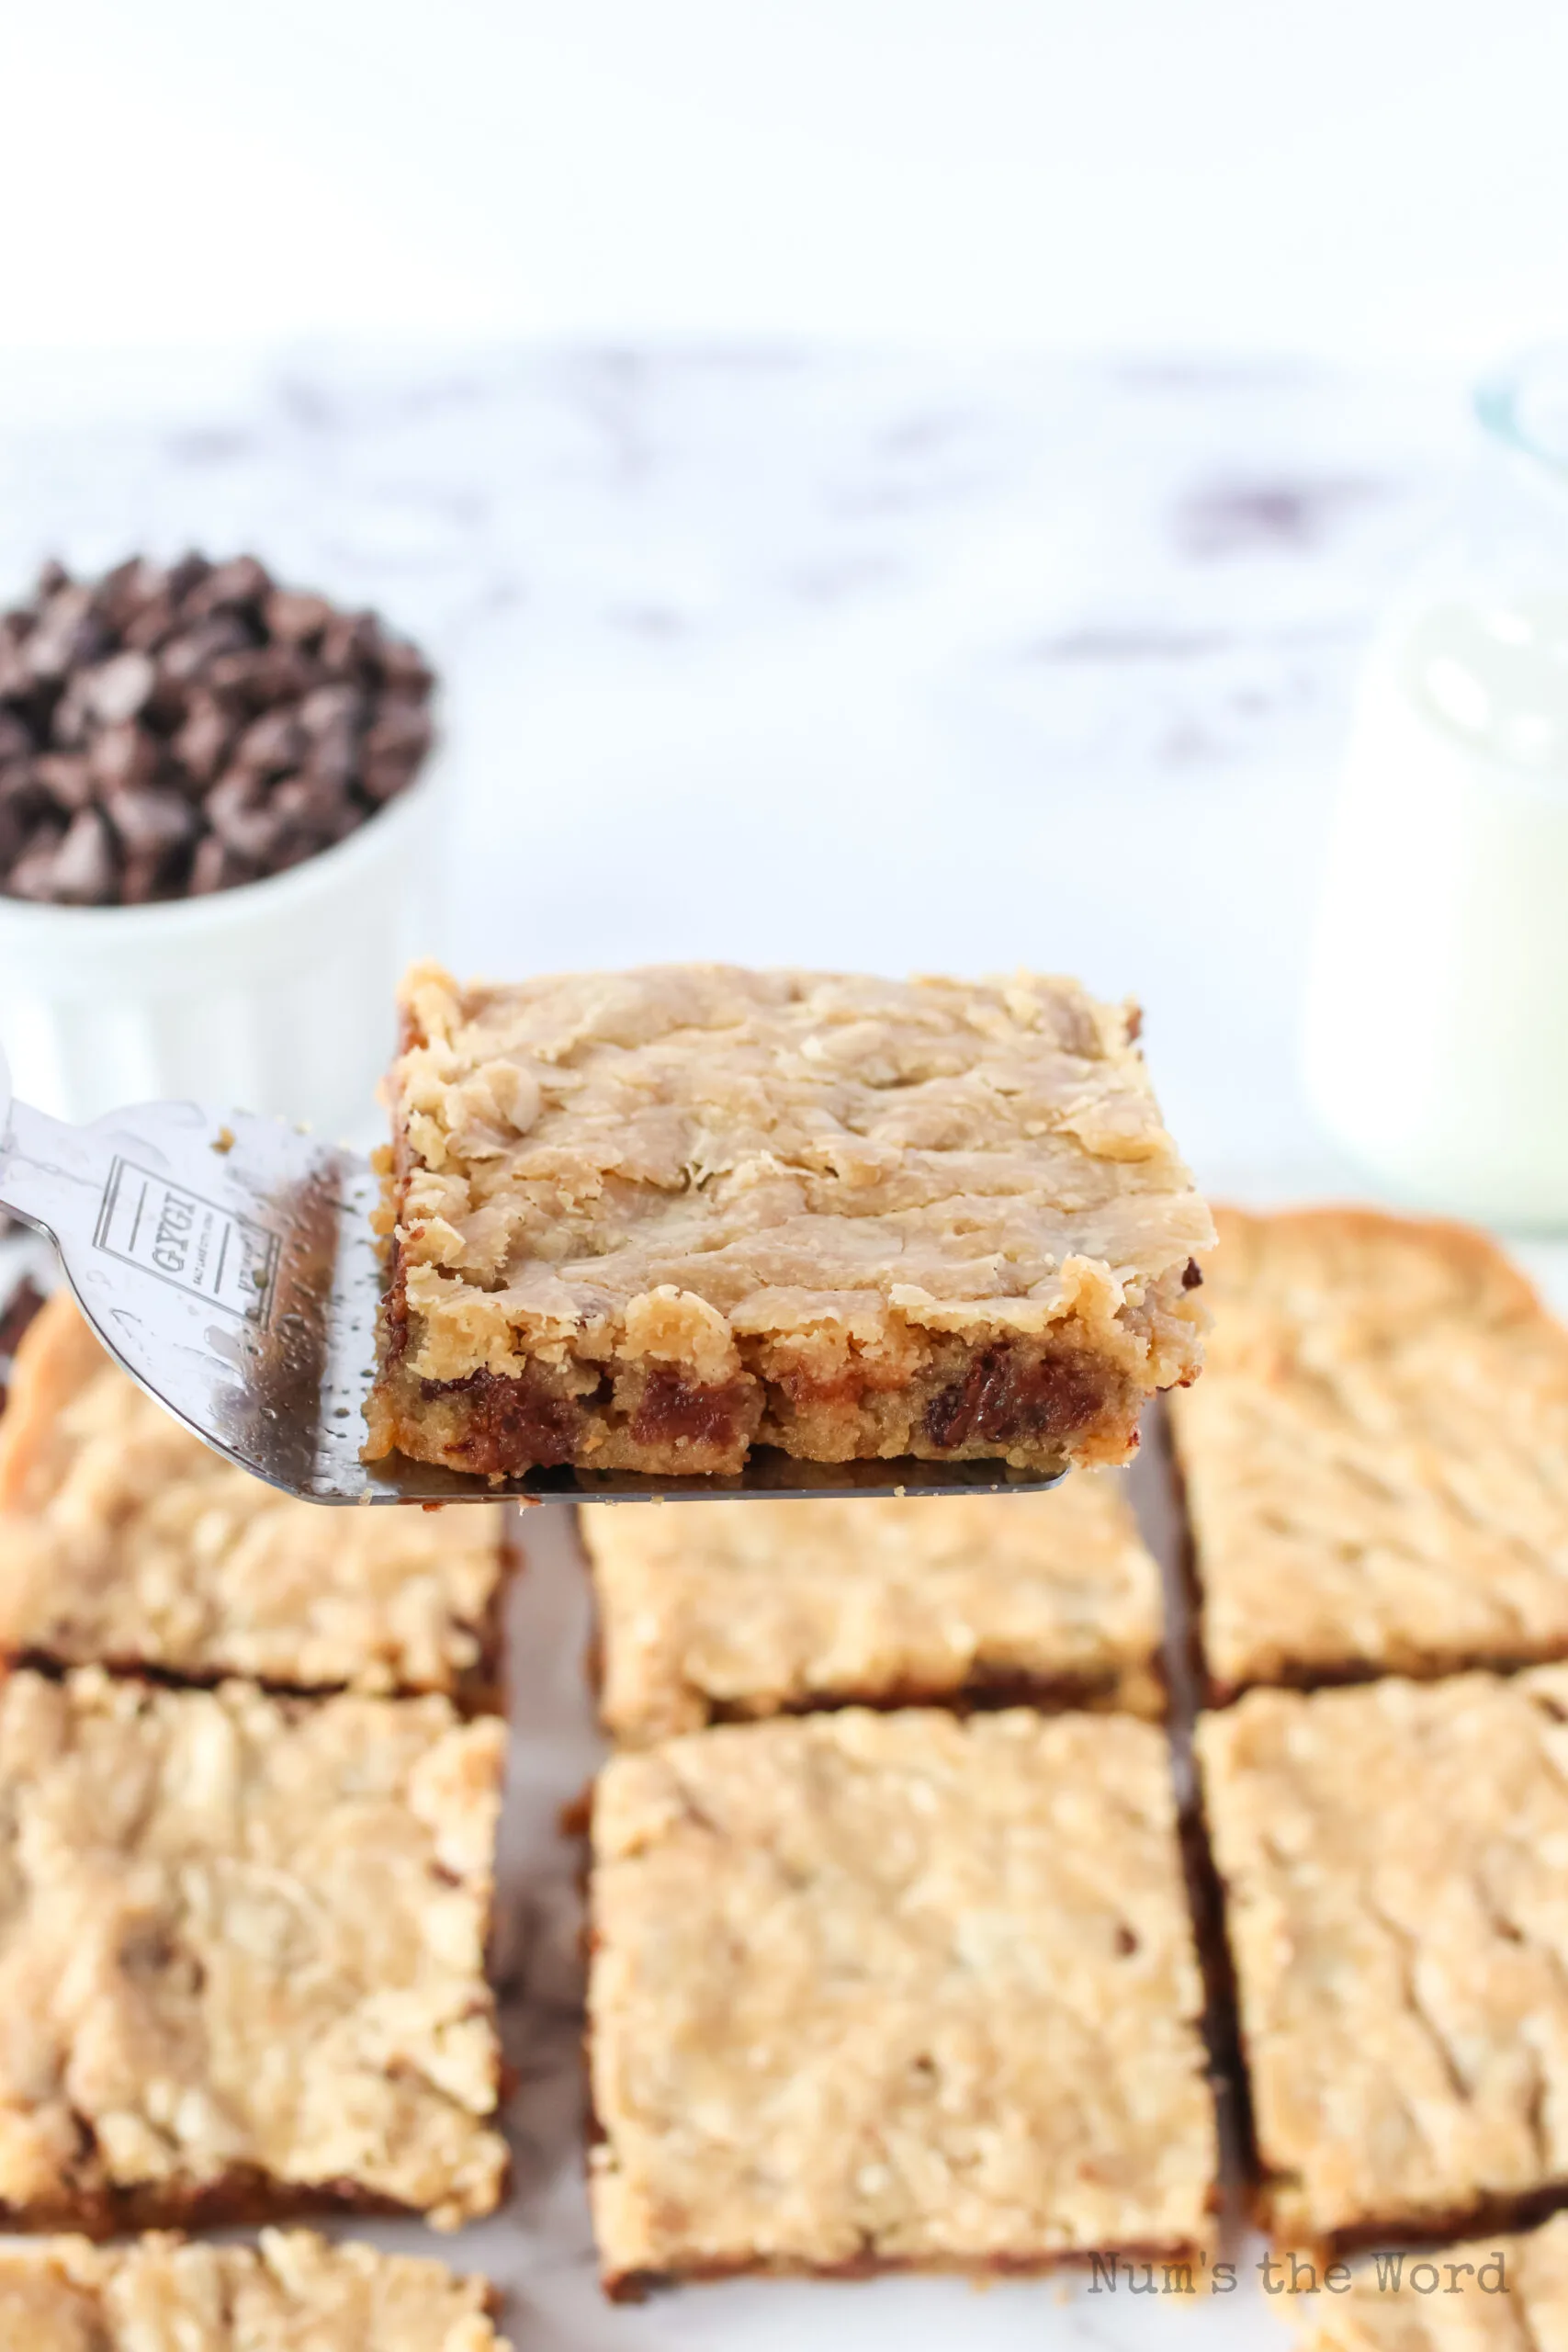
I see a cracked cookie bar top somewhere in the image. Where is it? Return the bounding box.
[1172,1206,1568,1702]
[0,1292,512,1703]
[0,1668,508,2234]
[587,1707,1218,2291]
[1199,1671,1568,2253]
[365,963,1212,1479]
[582,1478,1166,1744]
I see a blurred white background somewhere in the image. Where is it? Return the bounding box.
[1,0,1565,359]
[0,0,1562,1225]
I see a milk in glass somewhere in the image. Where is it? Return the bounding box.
[1303,357,1568,1227]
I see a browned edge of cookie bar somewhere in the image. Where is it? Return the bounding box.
[0,1516,518,1717]
[570,1521,1166,1730]
[1254,2180,1568,2268]
[578,1629,1165,1733]
[1205,1651,1568,1712]
[1146,1406,1258,2233]
[1,1578,508,1716]
[669,1663,1168,1727]
[1161,1417,1215,1711]
[1179,1746,1259,2229]
[0,2174,429,2245]
[0,1275,48,1416]
[599,2236,1221,2304]
[447,1507,523,1716]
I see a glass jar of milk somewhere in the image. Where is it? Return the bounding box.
[1302,351,1568,1228]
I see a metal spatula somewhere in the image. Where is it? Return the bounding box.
[0,1055,1066,1505]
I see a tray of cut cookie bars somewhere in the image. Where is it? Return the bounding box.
[1,934,1567,2351]
[0,543,1560,2348]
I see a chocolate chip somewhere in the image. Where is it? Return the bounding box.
[88,722,160,796]
[272,771,358,842]
[50,806,118,903]
[120,595,180,655]
[120,849,170,903]
[206,644,312,707]
[360,701,433,801]
[83,649,156,727]
[301,721,357,793]
[206,767,280,860]
[189,833,260,895]
[159,616,254,688]
[184,554,272,617]
[27,589,109,684]
[170,697,234,787]
[32,752,96,813]
[166,553,214,605]
[0,553,434,904]
[0,799,29,873]
[319,610,379,679]
[97,557,165,633]
[234,708,308,775]
[378,637,434,695]
[47,678,96,750]
[0,761,49,819]
[0,628,31,698]
[298,684,365,791]
[265,588,333,645]
[106,784,198,858]
[6,819,67,898]
[299,682,366,733]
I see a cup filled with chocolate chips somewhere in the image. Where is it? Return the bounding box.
[0,551,438,1136]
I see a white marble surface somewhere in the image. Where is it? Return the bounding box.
[0,345,1559,2346]
[0,340,1478,1198]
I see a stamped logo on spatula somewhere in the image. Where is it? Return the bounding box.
[94,1159,278,1322]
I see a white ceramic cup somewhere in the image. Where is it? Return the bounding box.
[0,782,436,1141]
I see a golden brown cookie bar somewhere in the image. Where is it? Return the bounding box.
[1292,2211,1568,2348]
[1170,1206,1568,1701]
[365,963,1212,1481]
[0,2230,510,2350]
[0,1668,508,2233]
[587,1707,1216,2293]
[0,1293,512,1704]
[581,1478,1165,1743]
[1199,1670,1568,2254]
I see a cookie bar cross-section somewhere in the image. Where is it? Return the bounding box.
[1199,1670,1568,2254]
[0,1291,512,1703]
[0,1668,508,2233]
[366,962,1213,1480]
[1171,1206,1568,1701]
[0,2229,511,2349]
[588,1706,1217,2292]
[581,1478,1166,1743]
